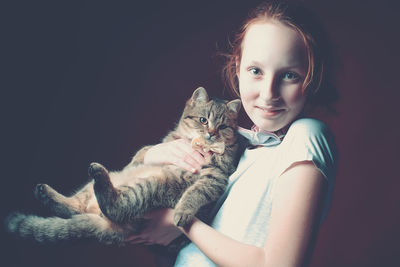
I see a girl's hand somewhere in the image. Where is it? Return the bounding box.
[144,139,210,173]
[126,209,182,246]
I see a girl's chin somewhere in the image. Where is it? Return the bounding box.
[252,116,290,132]
[250,107,303,132]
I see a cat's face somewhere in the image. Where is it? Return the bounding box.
[180,87,241,146]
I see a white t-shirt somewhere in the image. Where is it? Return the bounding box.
[174,118,338,267]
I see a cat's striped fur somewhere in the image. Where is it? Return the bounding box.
[6,87,243,249]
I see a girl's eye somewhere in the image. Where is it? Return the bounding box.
[199,117,208,125]
[282,72,299,81]
[249,67,262,76]
[218,124,227,130]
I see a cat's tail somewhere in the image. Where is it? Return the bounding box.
[5,212,129,244]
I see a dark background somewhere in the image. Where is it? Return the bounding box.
[1,0,399,266]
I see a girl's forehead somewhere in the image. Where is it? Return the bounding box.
[241,22,306,66]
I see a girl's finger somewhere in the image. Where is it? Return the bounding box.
[127,238,144,244]
[172,158,198,173]
[125,234,143,242]
[189,150,207,165]
[183,154,202,170]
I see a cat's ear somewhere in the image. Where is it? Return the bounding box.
[191,87,209,104]
[227,99,241,115]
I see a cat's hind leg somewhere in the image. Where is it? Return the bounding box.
[90,162,136,223]
[34,182,95,218]
[89,163,123,221]
[90,162,167,224]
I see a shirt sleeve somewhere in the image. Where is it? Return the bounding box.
[276,118,338,222]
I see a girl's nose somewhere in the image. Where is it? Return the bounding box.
[259,74,279,101]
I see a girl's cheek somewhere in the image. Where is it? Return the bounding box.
[282,85,304,104]
[288,94,307,111]
[240,89,257,104]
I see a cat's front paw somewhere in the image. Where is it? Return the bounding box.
[173,210,195,227]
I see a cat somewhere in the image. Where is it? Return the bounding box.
[5,87,244,250]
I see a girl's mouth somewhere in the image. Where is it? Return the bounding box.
[256,106,285,117]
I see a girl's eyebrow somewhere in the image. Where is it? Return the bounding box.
[279,64,306,70]
[246,60,305,72]
[246,60,265,68]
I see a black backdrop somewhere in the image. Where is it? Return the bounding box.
[2,0,400,266]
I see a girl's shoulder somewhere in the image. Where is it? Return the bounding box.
[281,118,337,168]
[286,118,331,138]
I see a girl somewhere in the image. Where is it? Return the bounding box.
[130,1,338,266]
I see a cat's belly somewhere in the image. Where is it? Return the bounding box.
[110,165,176,186]
[86,198,101,214]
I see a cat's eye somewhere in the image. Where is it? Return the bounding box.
[218,124,227,130]
[199,117,208,125]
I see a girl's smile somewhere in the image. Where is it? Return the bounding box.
[254,105,286,117]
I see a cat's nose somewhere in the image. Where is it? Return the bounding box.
[205,129,217,140]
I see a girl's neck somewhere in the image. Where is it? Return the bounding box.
[251,124,290,140]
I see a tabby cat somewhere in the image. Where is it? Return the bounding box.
[6,87,243,249]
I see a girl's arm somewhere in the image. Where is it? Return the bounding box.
[179,161,326,267]
[128,155,326,266]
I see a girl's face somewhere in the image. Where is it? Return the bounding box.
[237,21,308,132]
